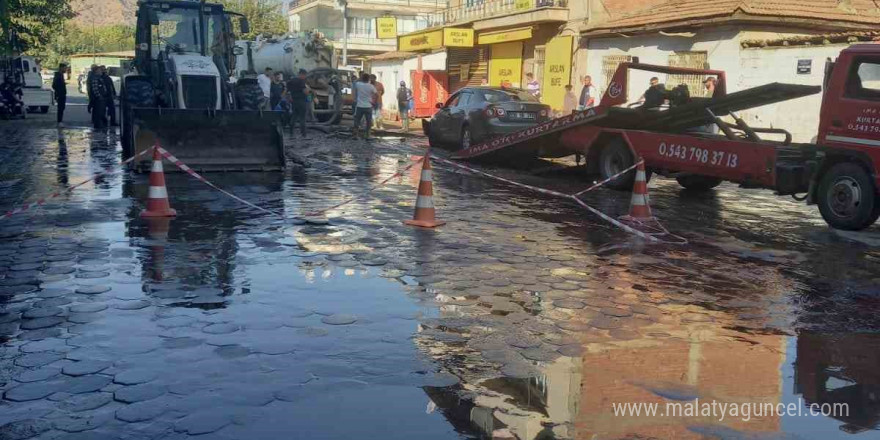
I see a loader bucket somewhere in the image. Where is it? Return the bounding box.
[129,108,286,173]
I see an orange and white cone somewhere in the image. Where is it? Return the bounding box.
[404,155,445,228]
[625,161,653,220]
[140,145,177,218]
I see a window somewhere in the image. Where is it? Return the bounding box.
[289,14,301,32]
[458,92,472,107]
[445,93,460,107]
[481,89,539,103]
[533,46,545,86]
[846,59,880,101]
[602,54,632,91]
[347,17,374,38]
[396,16,427,34]
[22,60,30,72]
[668,51,709,97]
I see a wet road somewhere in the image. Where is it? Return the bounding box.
[0,119,878,440]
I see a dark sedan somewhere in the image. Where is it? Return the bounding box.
[425,86,552,150]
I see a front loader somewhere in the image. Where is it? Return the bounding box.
[121,0,285,172]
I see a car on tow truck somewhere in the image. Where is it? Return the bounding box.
[425,86,552,151]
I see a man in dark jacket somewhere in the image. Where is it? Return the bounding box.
[87,65,108,129]
[100,66,118,126]
[52,63,67,126]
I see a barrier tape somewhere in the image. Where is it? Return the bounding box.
[430,154,686,244]
[156,146,287,219]
[156,146,425,220]
[1,147,154,221]
[572,160,644,197]
[304,155,425,217]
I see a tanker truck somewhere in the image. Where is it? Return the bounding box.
[234,32,351,125]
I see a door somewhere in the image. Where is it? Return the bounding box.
[432,92,461,142]
[826,56,880,149]
[489,42,523,88]
[450,90,473,142]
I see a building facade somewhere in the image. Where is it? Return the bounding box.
[287,0,444,68]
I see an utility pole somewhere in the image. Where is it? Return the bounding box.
[335,0,348,67]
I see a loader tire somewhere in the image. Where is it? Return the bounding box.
[676,175,723,191]
[598,137,642,190]
[121,79,155,159]
[817,162,879,231]
[235,82,264,111]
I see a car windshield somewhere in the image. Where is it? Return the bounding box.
[481,89,539,103]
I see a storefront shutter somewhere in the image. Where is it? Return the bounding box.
[447,46,489,92]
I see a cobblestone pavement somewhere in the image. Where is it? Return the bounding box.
[0,123,878,439]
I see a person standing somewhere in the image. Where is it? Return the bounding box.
[562,84,577,116]
[396,81,410,132]
[87,65,107,129]
[578,75,598,110]
[352,73,377,140]
[257,67,273,110]
[286,69,310,138]
[526,72,540,99]
[52,63,67,126]
[270,71,285,110]
[369,74,384,130]
[101,66,118,126]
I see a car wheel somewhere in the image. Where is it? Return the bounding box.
[817,162,879,230]
[459,125,472,151]
[676,175,723,191]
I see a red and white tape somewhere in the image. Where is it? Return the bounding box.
[304,155,425,217]
[1,147,153,221]
[156,146,287,219]
[572,160,644,197]
[431,154,686,244]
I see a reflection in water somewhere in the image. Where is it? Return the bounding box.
[796,332,880,434]
[57,130,69,187]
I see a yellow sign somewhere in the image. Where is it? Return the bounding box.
[541,36,573,111]
[376,17,397,39]
[398,29,444,51]
[477,27,533,45]
[443,28,474,47]
[515,0,533,10]
[489,41,523,88]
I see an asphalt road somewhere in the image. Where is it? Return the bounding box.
[0,113,877,439]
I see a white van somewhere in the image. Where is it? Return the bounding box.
[1,56,54,113]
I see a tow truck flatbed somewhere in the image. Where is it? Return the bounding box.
[442,47,880,231]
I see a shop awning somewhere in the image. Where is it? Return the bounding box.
[477,27,533,45]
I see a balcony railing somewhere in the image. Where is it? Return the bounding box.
[289,0,445,10]
[425,0,567,27]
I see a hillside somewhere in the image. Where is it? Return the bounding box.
[70,0,137,27]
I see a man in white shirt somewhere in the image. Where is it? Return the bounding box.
[526,72,540,99]
[257,67,273,110]
[352,72,377,140]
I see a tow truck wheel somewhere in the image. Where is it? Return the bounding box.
[676,175,723,191]
[599,138,646,190]
[817,162,879,230]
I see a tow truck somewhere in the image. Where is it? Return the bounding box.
[451,44,880,231]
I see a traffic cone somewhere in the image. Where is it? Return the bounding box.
[625,161,653,220]
[404,155,445,228]
[145,217,171,282]
[140,145,177,218]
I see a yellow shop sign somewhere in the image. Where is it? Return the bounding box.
[443,28,474,47]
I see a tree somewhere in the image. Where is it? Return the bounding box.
[36,23,135,69]
[1,0,75,54]
[217,0,288,40]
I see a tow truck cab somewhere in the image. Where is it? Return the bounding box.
[816,45,880,195]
